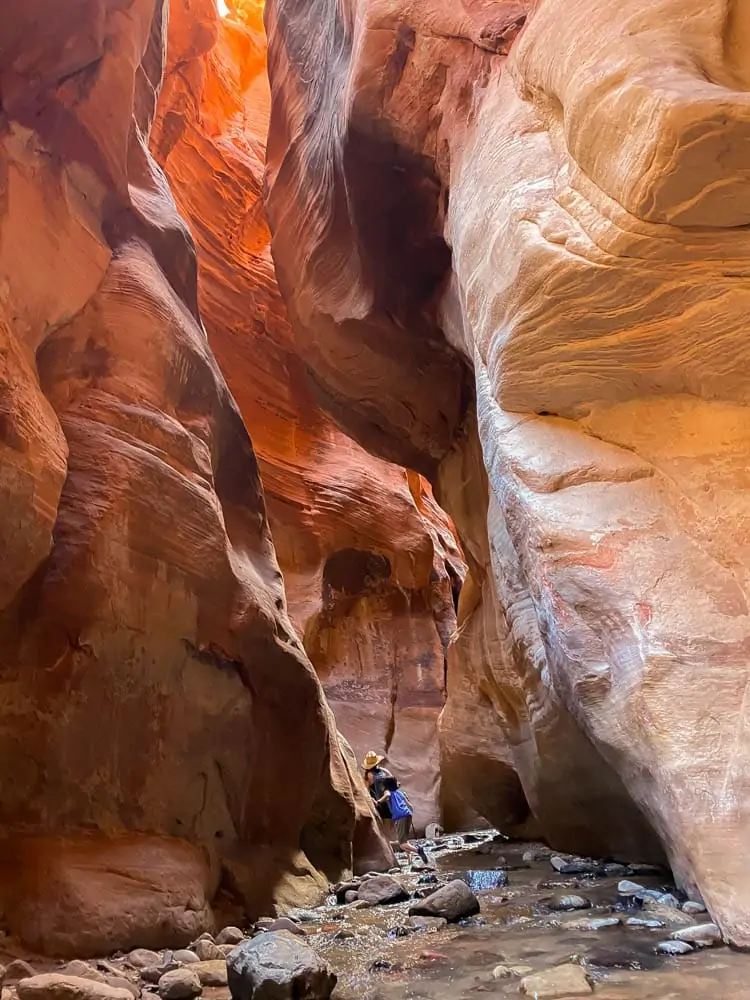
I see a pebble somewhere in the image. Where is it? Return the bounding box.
[672,923,722,948]
[343,891,358,904]
[126,953,161,972]
[4,962,38,985]
[267,917,306,936]
[603,863,631,878]
[156,969,201,1000]
[215,926,244,946]
[403,916,448,933]
[657,893,680,909]
[492,965,533,979]
[625,917,665,929]
[171,953,199,966]
[191,961,228,987]
[617,880,645,897]
[17,976,134,1000]
[574,917,621,931]
[682,901,707,915]
[60,965,106,984]
[193,939,223,961]
[520,966,593,997]
[548,893,591,911]
[656,940,693,956]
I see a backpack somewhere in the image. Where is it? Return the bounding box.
[389,788,412,821]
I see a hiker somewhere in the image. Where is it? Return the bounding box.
[362,751,429,864]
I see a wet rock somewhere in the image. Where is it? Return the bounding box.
[559,860,600,876]
[548,893,591,911]
[254,919,275,931]
[193,940,222,961]
[227,932,336,1000]
[657,893,680,909]
[492,965,533,979]
[217,945,237,958]
[672,923,722,948]
[216,927,244,946]
[403,916,448,933]
[347,899,371,910]
[343,891,358,904]
[332,881,360,904]
[462,833,485,843]
[549,856,569,872]
[603,863,631,878]
[191,962,228,987]
[617,880,645,897]
[408,879,480,922]
[640,900,695,925]
[60,965,107,984]
[625,917,665,929]
[355,875,408,906]
[156,969,201,1000]
[171,953,199,966]
[287,910,319,923]
[142,964,180,986]
[459,870,509,891]
[682,901,707,915]
[17,977,134,1000]
[656,940,693,956]
[127,954,162,972]
[5,963,39,985]
[573,917,621,930]
[520,966,593,997]
[267,918,305,937]
[417,874,439,885]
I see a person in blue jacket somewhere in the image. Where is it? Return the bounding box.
[362,751,429,863]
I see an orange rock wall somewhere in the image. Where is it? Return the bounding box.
[264,0,750,947]
[151,0,464,831]
[0,0,391,956]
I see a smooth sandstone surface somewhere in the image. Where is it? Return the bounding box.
[151,0,464,831]
[0,0,389,955]
[264,0,750,945]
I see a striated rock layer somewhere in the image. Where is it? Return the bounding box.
[151,0,464,831]
[0,0,391,957]
[265,0,750,945]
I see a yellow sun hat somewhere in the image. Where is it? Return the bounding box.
[362,750,385,771]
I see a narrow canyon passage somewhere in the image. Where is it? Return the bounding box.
[1,0,750,997]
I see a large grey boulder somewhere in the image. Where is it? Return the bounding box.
[227,932,336,1000]
[355,875,408,906]
[408,879,480,922]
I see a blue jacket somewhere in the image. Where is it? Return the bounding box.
[389,788,412,821]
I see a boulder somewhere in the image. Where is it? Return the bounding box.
[18,976,134,1000]
[672,924,723,948]
[408,880,480,922]
[266,918,305,936]
[127,953,162,971]
[191,962,228,987]
[656,941,693,956]
[355,875,409,907]
[171,953,199,966]
[156,970,202,1000]
[519,966,593,998]
[193,940,222,962]
[215,927,244,946]
[4,961,38,985]
[227,932,336,1000]
[59,965,106,984]
[548,894,591,912]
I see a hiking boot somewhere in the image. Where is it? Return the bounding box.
[417,846,429,865]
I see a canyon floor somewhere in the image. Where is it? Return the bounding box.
[2,832,748,1000]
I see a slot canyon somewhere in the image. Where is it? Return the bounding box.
[1,0,750,995]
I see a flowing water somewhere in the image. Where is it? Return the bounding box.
[291,835,750,999]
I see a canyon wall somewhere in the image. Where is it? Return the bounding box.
[151,0,464,831]
[265,0,750,945]
[0,0,392,958]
